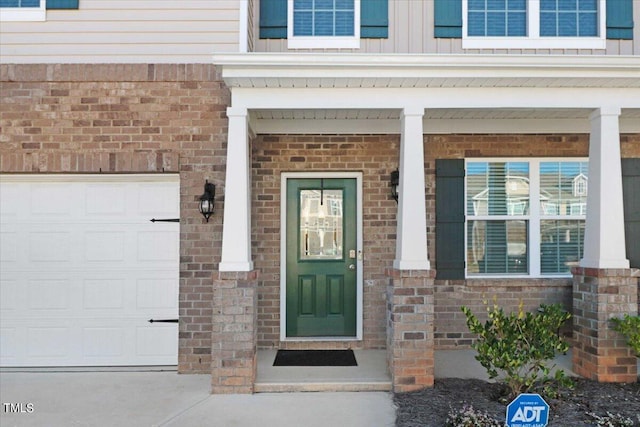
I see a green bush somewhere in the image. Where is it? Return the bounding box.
[610,314,640,357]
[461,301,572,399]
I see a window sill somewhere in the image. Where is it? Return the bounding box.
[462,36,606,50]
[0,7,46,21]
[287,36,361,50]
[466,274,573,280]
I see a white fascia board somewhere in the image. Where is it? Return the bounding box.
[212,54,640,86]
[231,87,640,110]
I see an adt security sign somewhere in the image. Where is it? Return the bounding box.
[506,393,550,427]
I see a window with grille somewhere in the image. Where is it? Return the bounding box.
[466,159,588,277]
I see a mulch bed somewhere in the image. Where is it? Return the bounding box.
[394,378,640,426]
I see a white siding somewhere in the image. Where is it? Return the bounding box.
[253,0,639,55]
[0,0,241,63]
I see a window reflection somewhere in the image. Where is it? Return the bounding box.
[300,189,343,260]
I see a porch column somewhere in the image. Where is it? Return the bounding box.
[581,107,628,269]
[219,107,253,272]
[394,107,430,270]
[572,107,637,383]
[387,107,434,392]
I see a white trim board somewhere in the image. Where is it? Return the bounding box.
[279,172,364,342]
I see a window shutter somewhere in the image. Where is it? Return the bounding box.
[434,0,462,38]
[435,159,465,280]
[606,0,633,39]
[622,159,640,269]
[361,0,388,38]
[260,0,287,39]
[46,0,78,9]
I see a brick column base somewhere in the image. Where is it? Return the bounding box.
[211,270,259,394]
[572,267,639,383]
[385,269,436,392]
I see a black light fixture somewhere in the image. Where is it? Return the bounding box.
[390,169,399,203]
[198,180,215,222]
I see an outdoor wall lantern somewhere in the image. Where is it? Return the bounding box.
[390,169,399,203]
[198,180,215,222]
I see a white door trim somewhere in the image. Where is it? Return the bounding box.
[280,172,363,342]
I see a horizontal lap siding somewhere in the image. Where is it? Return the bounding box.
[253,0,638,54]
[0,0,240,62]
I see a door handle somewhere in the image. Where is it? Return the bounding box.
[348,264,355,270]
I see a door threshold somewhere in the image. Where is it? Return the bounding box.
[256,349,391,393]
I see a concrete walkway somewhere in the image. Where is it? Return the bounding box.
[0,371,395,427]
[0,349,588,427]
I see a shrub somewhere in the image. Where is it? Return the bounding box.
[445,404,503,427]
[610,314,640,357]
[461,301,572,399]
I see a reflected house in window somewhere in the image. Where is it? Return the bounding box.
[300,189,344,260]
[471,175,530,216]
[469,175,529,272]
[468,162,588,276]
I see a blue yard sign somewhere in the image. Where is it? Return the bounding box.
[506,393,550,427]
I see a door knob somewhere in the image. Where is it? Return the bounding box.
[348,264,355,270]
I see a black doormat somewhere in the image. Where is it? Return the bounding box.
[273,350,357,367]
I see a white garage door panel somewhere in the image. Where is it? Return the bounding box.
[0,175,179,367]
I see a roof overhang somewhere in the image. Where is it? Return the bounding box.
[213,53,640,134]
[212,53,640,89]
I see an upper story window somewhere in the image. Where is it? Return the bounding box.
[288,0,361,48]
[1,0,45,21]
[1,0,78,21]
[540,0,598,36]
[463,0,606,49]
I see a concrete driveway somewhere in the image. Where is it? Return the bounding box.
[0,371,396,427]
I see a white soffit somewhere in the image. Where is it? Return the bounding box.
[249,108,640,134]
[213,54,640,89]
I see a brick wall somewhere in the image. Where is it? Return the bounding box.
[250,133,640,350]
[3,67,639,368]
[425,133,640,348]
[251,135,399,349]
[0,63,229,373]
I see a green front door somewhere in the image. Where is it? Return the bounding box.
[286,178,357,337]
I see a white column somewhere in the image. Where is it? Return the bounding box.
[394,107,431,270]
[580,107,629,269]
[219,107,254,272]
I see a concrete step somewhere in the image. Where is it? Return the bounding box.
[254,380,392,393]
[256,349,392,393]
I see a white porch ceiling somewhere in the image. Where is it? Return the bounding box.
[253,108,640,121]
[249,108,640,134]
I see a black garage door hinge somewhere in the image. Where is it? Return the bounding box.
[148,319,179,323]
[149,218,179,223]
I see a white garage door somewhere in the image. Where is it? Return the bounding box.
[0,175,180,367]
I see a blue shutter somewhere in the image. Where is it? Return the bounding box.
[606,0,633,39]
[435,0,462,38]
[361,0,388,38]
[435,159,466,280]
[46,0,78,9]
[260,0,287,39]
